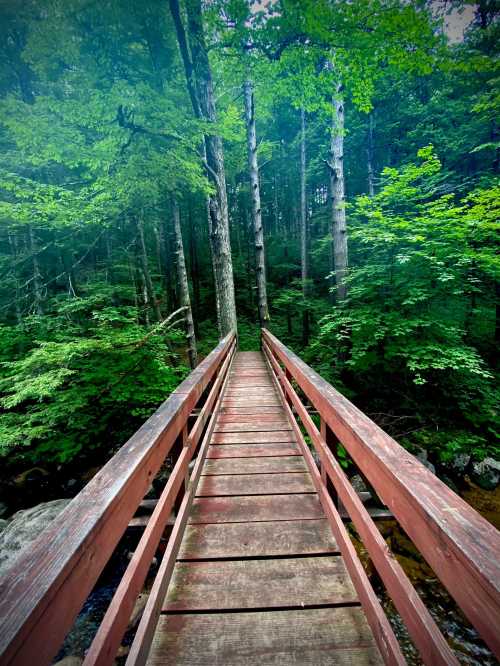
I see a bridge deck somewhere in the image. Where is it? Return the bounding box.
[147,352,383,665]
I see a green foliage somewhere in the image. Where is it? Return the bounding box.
[0,293,188,465]
[312,148,499,461]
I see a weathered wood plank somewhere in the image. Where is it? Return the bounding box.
[211,431,295,444]
[214,422,291,432]
[148,608,383,665]
[225,384,275,390]
[207,443,301,458]
[216,413,289,424]
[197,472,314,496]
[202,456,306,475]
[221,398,282,407]
[189,494,324,523]
[162,556,357,611]
[220,406,284,414]
[178,519,339,559]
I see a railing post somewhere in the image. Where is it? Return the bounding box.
[320,418,339,508]
[172,424,188,514]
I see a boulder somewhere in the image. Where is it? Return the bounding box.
[0,498,71,577]
[53,658,83,666]
[450,453,471,475]
[413,447,436,475]
[471,458,500,491]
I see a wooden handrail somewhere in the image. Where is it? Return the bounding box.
[0,331,236,666]
[262,328,500,661]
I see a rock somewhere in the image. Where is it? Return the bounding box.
[350,474,368,493]
[13,467,49,488]
[450,453,471,475]
[0,502,9,518]
[116,645,130,658]
[0,498,71,577]
[471,458,500,491]
[413,447,436,475]
[128,592,149,630]
[0,519,9,534]
[53,657,83,666]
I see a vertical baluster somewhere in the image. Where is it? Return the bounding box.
[320,419,339,508]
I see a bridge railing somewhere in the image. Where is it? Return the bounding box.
[0,331,236,666]
[262,328,500,665]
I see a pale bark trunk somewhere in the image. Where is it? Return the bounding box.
[137,217,162,322]
[29,226,43,315]
[244,79,269,325]
[8,233,22,324]
[169,0,237,338]
[172,200,198,368]
[300,108,310,345]
[367,112,375,197]
[187,201,201,337]
[329,84,348,303]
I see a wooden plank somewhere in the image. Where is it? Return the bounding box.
[214,422,291,432]
[178,519,339,559]
[211,431,295,444]
[196,472,314,497]
[216,413,289,423]
[207,443,301,458]
[224,391,278,399]
[0,332,235,666]
[220,405,284,414]
[202,456,306,475]
[162,556,357,611]
[263,328,500,660]
[148,608,383,665]
[189,494,324,523]
[222,395,281,407]
[225,387,276,394]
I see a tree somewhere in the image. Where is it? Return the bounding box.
[243,78,269,325]
[172,198,198,368]
[169,0,237,337]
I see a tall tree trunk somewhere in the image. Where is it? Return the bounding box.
[172,200,198,368]
[169,0,237,338]
[300,107,310,346]
[244,79,269,325]
[188,201,201,337]
[367,112,375,197]
[328,83,349,303]
[8,233,22,325]
[136,217,162,322]
[29,226,44,315]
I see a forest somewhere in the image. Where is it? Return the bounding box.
[0,0,498,504]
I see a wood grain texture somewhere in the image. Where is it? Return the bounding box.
[221,398,282,407]
[189,494,324,523]
[196,472,315,497]
[263,328,500,659]
[214,422,291,432]
[148,608,383,665]
[219,406,284,414]
[178,519,339,559]
[211,431,295,444]
[202,456,307,475]
[207,443,301,458]
[216,414,285,423]
[162,556,357,611]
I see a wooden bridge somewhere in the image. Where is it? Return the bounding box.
[0,330,499,665]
